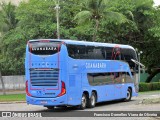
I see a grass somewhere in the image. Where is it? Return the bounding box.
[0,94,26,102]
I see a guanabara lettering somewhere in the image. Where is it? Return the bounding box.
[86,63,106,69]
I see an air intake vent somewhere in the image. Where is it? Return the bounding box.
[30,68,59,86]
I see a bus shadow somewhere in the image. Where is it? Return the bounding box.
[37,99,136,112]
[38,106,78,112]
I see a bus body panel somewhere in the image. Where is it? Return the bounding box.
[67,74,82,105]
[26,95,67,106]
[25,43,68,98]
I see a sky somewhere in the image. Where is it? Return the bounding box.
[154,0,160,6]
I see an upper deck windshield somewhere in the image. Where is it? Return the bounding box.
[28,41,61,55]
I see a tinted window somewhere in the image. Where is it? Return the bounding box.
[85,46,94,59]
[90,47,105,60]
[67,45,86,59]
[105,47,112,60]
[67,44,77,58]
[121,49,137,61]
[28,42,61,55]
[121,48,137,69]
[111,47,121,60]
[67,44,136,62]
[87,72,132,86]
[87,73,112,86]
[67,44,107,60]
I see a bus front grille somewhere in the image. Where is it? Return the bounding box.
[30,68,59,86]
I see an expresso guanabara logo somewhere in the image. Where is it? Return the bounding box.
[86,62,106,69]
[32,47,57,51]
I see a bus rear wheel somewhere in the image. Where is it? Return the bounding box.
[87,92,96,108]
[124,88,132,102]
[79,93,87,110]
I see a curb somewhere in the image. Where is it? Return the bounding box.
[0,101,26,104]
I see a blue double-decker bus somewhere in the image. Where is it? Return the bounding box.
[25,39,138,109]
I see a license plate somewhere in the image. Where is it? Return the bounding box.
[40,101,47,104]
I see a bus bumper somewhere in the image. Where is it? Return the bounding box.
[26,95,67,106]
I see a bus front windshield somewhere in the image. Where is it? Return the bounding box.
[28,41,61,55]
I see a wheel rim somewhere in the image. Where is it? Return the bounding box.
[91,95,95,106]
[126,90,130,100]
[82,95,86,108]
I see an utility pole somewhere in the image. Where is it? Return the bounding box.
[55,0,60,39]
[138,51,143,82]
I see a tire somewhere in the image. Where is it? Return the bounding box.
[87,92,96,108]
[124,88,132,102]
[46,106,55,110]
[79,93,87,110]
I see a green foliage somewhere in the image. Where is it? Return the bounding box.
[0,2,17,33]
[0,0,160,77]
[139,82,160,92]
[16,0,57,39]
[74,0,128,41]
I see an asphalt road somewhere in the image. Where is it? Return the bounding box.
[0,92,160,120]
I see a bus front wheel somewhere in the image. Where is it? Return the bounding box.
[124,88,132,102]
[79,93,87,110]
[87,92,96,108]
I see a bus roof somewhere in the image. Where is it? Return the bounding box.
[29,39,135,50]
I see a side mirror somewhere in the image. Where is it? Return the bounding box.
[131,59,145,68]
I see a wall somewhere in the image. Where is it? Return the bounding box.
[0,75,25,90]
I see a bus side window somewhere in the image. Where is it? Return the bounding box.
[105,47,112,60]
[86,46,94,59]
[121,48,131,65]
[121,49,125,61]
[68,45,76,58]
[115,48,121,60]
[126,72,132,82]
[131,49,138,73]
[114,72,119,78]
[94,47,105,60]
[77,45,86,59]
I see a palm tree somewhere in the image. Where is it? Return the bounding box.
[0,2,17,33]
[74,0,128,41]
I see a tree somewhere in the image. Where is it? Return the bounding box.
[0,2,17,33]
[0,71,6,95]
[0,0,160,81]
[0,2,18,75]
[0,0,57,75]
[74,0,128,41]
